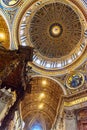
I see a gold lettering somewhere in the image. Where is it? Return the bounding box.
[64,97,87,107]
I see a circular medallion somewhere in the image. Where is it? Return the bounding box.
[66,72,84,89]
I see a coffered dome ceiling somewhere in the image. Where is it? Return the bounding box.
[29,2,81,58]
[13,0,87,75]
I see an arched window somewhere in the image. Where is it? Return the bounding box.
[31,122,43,130]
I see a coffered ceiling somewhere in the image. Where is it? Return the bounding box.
[21,77,64,129]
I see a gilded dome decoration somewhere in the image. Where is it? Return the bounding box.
[13,0,87,75]
[29,2,82,58]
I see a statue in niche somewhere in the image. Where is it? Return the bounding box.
[0,45,33,129]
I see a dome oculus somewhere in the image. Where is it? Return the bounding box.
[49,23,63,38]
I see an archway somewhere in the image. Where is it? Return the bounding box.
[21,76,64,130]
